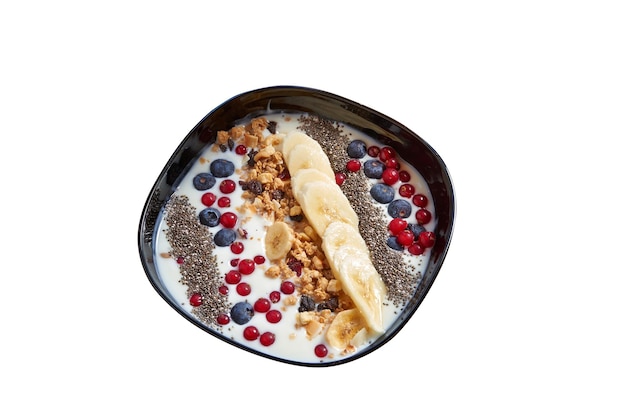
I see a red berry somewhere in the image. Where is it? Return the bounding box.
[266,310,282,323]
[218,285,229,295]
[314,344,328,358]
[388,218,408,236]
[217,196,231,207]
[201,192,217,207]
[238,259,255,275]
[236,282,251,296]
[382,168,399,185]
[235,144,247,155]
[253,255,266,265]
[254,298,271,313]
[367,146,380,157]
[280,281,295,294]
[220,211,238,228]
[396,230,415,247]
[399,170,411,182]
[217,313,230,325]
[243,326,259,341]
[225,270,242,285]
[415,208,432,225]
[219,179,236,194]
[189,293,203,307]
[335,172,347,186]
[385,157,399,169]
[176,256,184,264]
[417,231,436,248]
[379,146,395,162]
[269,291,281,303]
[399,184,416,198]
[412,193,428,208]
[259,332,276,346]
[230,241,244,254]
[230,258,239,267]
[408,243,425,255]
[346,159,361,172]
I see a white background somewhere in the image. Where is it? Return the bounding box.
[1,1,624,416]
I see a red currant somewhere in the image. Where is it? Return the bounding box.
[254,298,271,313]
[335,172,347,186]
[176,256,184,264]
[314,344,328,358]
[219,179,236,194]
[236,282,251,296]
[382,168,399,185]
[238,259,255,275]
[379,146,395,162]
[217,313,230,325]
[396,229,415,247]
[218,285,229,295]
[408,243,425,255]
[235,144,247,155]
[224,270,242,285]
[399,184,416,198]
[230,241,244,254]
[399,170,411,182]
[385,157,399,169]
[230,258,239,267]
[253,255,266,265]
[217,196,231,207]
[189,293,203,307]
[269,291,281,303]
[388,218,408,236]
[259,332,276,346]
[367,146,380,157]
[243,326,259,341]
[412,193,429,208]
[346,159,361,172]
[280,280,295,294]
[220,212,238,228]
[415,208,432,225]
[201,192,217,207]
[418,231,436,248]
[266,310,282,323]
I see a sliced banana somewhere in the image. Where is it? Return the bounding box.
[322,221,387,333]
[290,168,336,197]
[286,144,335,180]
[281,130,324,161]
[295,180,359,237]
[326,308,367,351]
[264,221,294,261]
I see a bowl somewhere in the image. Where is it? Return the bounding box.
[138,86,455,366]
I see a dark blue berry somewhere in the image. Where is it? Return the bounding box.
[210,159,235,177]
[386,236,404,251]
[408,223,426,238]
[192,173,216,190]
[230,301,254,325]
[347,140,367,158]
[370,183,395,204]
[199,208,221,227]
[363,159,384,179]
[388,199,412,218]
[214,228,236,247]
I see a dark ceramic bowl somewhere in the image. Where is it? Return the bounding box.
[138,86,455,366]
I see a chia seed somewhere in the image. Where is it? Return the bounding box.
[163,195,230,326]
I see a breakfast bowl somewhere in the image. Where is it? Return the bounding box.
[138,86,455,366]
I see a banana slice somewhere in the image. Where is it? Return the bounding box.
[290,168,336,197]
[326,308,367,351]
[281,130,323,161]
[286,144,335,180]
[264,221,294,261]
[322,221,387,333]
[295,180,359,237]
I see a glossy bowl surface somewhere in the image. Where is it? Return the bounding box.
[138,86,455,366]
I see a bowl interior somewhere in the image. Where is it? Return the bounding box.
[138,86,455,366]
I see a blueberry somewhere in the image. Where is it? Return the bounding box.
[363,159,384,179]
[214,228,236,247]
[388,199,412,218]
[408,223,426,238]
[347,140,367,158]
[370,183,395,204]
[386,236,404,251]
[210,158,235,177]
[192,173,216,190]
[230,301,254,325]
[199,208,221,227]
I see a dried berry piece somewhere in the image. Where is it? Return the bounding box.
[298,295,316,312]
